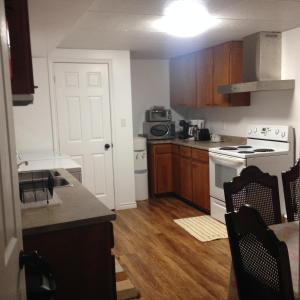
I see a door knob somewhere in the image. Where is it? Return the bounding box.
[105,144,111,150]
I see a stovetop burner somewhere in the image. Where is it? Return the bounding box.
[238,151,255,154]
[219,147,238,151]
[254,148,275,153]
[237,145,252,149]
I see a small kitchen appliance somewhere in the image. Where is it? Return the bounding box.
[190,119,211,141]
[143,121,175,140]
[145,107,172,122]
[209,125,295,223]
[178,120,192,139]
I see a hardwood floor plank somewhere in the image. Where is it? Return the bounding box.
[114,197,231,300]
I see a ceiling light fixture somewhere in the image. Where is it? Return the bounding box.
[153,0,220,38]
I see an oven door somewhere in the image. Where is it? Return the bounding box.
[209,152,246,201]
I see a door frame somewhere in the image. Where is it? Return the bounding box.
[48,56,116,207]
[47,49,137,211]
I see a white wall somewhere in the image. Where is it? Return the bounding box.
[131,59,183,136]
[175,27,300,160]
[13,58,53,152]
[13,50,136,210]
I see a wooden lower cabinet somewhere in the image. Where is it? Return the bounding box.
[172,146,181,195]
[23,222,116,300]
[180,156,193,201]
[156,153,173,193]
[192,160,210,212]
[150,144,173,194]
[150,144,210,212]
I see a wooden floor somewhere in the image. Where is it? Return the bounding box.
[113,197,231,300]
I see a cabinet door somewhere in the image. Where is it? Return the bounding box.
[180,156,193,201]
[228,42,250,106]
[172,146,180,195]
[213,42,250,106]
[213,43,231,106]
[170,54,196,107]
[196,48,213,106]
[156,153,173,194]
[192,160,210,212]
[5,0,34,95]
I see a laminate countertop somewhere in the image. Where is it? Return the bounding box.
[22,168,116,236]
[147,136,246,151]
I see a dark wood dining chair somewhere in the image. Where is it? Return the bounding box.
[225,205,294,300]
[224,165,282,225]
[282,160,300,222]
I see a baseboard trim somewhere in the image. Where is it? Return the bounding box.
[116,202,137,210]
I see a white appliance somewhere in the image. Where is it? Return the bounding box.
[209,125,295,223]
[133,137,149,201]
[190,119,205,129]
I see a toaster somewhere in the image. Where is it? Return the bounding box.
[195,128,211,141]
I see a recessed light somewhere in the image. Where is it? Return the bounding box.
[153,0,220,38]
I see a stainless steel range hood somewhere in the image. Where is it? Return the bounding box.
[218,32,295,94]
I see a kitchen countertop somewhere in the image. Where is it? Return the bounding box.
[18,150,81,172]
[22,168,116,236]
[19,158,81,172]
[147,136,246,150]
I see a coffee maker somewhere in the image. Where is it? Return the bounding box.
[178,120,195,139]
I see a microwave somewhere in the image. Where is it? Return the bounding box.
[145,109,172,122]
[143,121,176,140]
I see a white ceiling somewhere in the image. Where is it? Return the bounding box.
[28,0,300,58]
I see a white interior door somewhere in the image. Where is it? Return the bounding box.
[0,1,26,298]
[54,63,115,209]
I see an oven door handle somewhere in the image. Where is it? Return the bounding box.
[209,152,246,168]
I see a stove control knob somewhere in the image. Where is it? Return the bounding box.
[275,129,280,135]
[248,129,252,135]
[281,131,286,138]
[254,128,258,133]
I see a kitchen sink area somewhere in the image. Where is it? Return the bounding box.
[18,169,72,209]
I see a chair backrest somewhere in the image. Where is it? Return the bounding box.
[282,160,300,222]
[224,166,282,225]
[225,205,294,300]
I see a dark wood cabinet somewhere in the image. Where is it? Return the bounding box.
[180,155,193,201]
[150,144,173,194]
[170,41,250,108]
[5,0,35,102]
[172,145,181,195]
[23,222,116,300]
[196,48,213,107]
[149,144,210,212]
[213,42,250,106]
[170,53,197,108]
[191,149,210,212]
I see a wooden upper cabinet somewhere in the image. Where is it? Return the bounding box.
[5,0,34,95]
[170,41,250,108]
[196,48,213,107]
[213,42,250,106]
[170,53,197,108]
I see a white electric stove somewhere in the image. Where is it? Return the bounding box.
[209,125,295,223]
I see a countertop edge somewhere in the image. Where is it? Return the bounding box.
[22,213,116,236]
[147,136,246,150]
